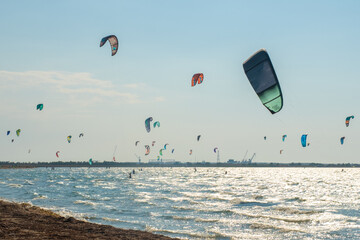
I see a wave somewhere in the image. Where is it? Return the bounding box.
[274,207,323,215]
[74,200,98,206]
[285,197,306,202]
[8,183,23,188]
[250,223,306,233]
[145,225,230,239]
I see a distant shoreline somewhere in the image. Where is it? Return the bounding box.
[1,161,359,169]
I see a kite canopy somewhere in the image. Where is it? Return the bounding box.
[345,115,354,127]
[264,136,267,140]
[145,145,150,155]
[79,133,84,138]
[100,35,118,56]
[152,141,156,147]
[214,147,218,153]
[67,135,72,143]
[282,135,287,142]
[243,49,283,114]
[159,149,163,156]
[153,121,160,128]
[191,73,204,87]
[16,129,21,137]
[164,144,169,150]
[89,158,93,165]
[6,131,10,136]
[56,151,60,158]
[145,117,153,133]
[189,149,193,155]
[340,137,345,145]
[301,134,308,147]
[171,149,175,153]
[280,149,283,154]
[36,104,43,111]
[197,135,201,141]
[135,141,140,146]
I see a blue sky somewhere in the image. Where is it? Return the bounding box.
[0,0,359,163]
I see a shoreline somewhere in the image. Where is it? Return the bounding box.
[0,199,179,240]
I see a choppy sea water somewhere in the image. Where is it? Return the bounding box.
[1,167,360,239]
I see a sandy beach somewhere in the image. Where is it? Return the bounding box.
[0,200,178,240]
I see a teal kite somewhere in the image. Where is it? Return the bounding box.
[243,49,283,114]
[36,104,44,111]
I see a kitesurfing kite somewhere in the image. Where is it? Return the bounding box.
[301,134,308,147]
[164,144,169,150]
[135,141,140,146]
[36,104,43,111]
[264,136,267,140]
[280,149,284,154]
[214,147,218,153]
[197,135,201,141]
[145,117,153,133]
[79,133,84,138]
[16,129,21,137]
[189,149,193,155]
[152,141,156,147]
[56,151,60,158]
[243,49,283,114]
[340,137,345,145]
[345,116,354,127]
[191,73,204,87]
[171,149,175,153]
[11,139,14,142]
[67,135,72,143]
[153,121,160,128]
[282,135,287,142]
[145,145,150,155]
[159,149,163,156]
[89,158,93,165]
[100,35,118,56]
[6,131,10,136]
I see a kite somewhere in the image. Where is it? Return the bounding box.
[89,158,93,165]
[197,135,201,141]
[171,149,175,153]
[145,145,150,155]
[36,104,43,111]
[135,141,140,146]
[153,121,160,128]
[301,134,308,147]
[152,141,156,147]
[189,149,192,155]
[280,149,284,154]
[164,144,169,150]
[282,135,287,142]
[340,137,345,145]
[100,35,118,56]
[243,49,283,114]
[16,129,21,137]
[67,135,72,143]
[6,131,10,136]
[191,73,204,87]
[145,117,153,133]
[264,136,267,140]
[214,147,218,153]
[345,116,354,127]
[159,149,163,156]
[79,133,84,138]
[56,151,60,158]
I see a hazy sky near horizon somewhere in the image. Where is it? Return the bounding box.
[0,0,359,163]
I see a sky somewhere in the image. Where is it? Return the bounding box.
[0,0,359,163]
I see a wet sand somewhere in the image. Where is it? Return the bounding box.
[0,200,179,240]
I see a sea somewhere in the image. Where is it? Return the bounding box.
[0,167,360,239]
